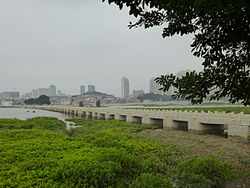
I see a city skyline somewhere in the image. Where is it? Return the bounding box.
[0,0,202,96]
[0,70,191,98]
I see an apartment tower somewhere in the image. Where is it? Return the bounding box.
[121,77,129,98]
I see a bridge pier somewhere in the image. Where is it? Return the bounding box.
[80,111,86,118]
[67,109,71,115]
[188,119,206,134]
[75,110,79,117]
[93,112,98,119]
[87,112,92,119]
[142,117,149,125]
[227,120,250,142]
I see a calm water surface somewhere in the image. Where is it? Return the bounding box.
[0,107,68,120]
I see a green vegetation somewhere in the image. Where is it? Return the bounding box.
[24,95,51,105]
[137,93,184,102]
[0,117,237,187]
[96,100,101,107]
[130,106,250,114]
[0,117,66,131]
[175,157,236,188]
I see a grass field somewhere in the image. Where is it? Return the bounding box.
[0,117,249,187]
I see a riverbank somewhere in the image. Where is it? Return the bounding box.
[140,129,250,187]
[1,117,248,187]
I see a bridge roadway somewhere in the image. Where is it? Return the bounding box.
[32,105,250,142]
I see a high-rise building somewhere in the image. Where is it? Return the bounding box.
[149,77,161,94]
[149,71,190,96]
[37,88,50,97]
[80,85,85,95]
[32,89,38,98]
[88,85,95,92]
[121,77,129,98]
[49,85,57,97]
[165,70,190,95]
[57,90,63,96]
[1,92,20,99]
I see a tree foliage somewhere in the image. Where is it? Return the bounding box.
[96,100,101,107]
[24,95,51,105]
[102,0,250,105]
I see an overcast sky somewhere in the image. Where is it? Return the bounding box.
[0,0,202,96]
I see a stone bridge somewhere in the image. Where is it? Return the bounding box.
[32,105,250,142]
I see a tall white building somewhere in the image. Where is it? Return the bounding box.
[150,77,176,95]
[0,92,20,99]
[57,90,63,96]
[49,85,57,97]
[80,85,85,95]
[149,70,191,96]
[149,77,162,94]
[121,77,129,98]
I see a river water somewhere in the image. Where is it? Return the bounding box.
[0,107,68,120]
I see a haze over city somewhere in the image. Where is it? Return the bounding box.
[0,0,202,96]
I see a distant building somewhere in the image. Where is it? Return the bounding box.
[80,85,85,95]
[57,90,63,96]
[22,92,32,99]
[49,85,57,97]
[149,77,162,94]
[132,89,144,97]
[57,90,66,97]
[37,88,50,97]
[88,85,95,92]
[32,89,38,98]
[0,100,13,106]
[0,92,20,99]
[165,70,191,95]
[121,77,129,98]
[31,85,64,98]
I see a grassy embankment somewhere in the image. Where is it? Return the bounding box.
[0,117,249,187]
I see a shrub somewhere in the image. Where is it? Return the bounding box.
[130,173,173,188]
[175,157,236,188]
[0,117,66,131]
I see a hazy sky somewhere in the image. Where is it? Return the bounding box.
[0,0,202,96]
